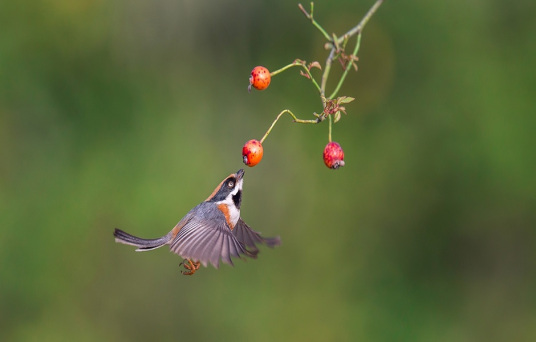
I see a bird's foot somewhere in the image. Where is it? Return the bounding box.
[180,259,201,276]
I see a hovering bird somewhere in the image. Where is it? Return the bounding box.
[114,169,280,275]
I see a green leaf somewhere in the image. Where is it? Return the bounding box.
[337,96,355,104]
[334,111,341,123]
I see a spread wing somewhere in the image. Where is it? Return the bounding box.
[233,218,281,252]
[169,214,256,269]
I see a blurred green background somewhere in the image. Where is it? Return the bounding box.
[1,0,535,341]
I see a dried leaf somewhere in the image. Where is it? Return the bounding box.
[308,61,322,70]
[299,70,311,79]
[338,57,346,68]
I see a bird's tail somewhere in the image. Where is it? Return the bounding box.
[114,228,170,251]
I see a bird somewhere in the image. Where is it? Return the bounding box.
[113,169,280,275]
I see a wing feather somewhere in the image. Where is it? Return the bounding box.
[220,233,233,266]
[233,218,281,249]
[169,213,252,269]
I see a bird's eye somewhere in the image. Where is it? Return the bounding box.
[227,180,235,188]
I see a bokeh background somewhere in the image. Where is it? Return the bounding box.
[1,0,535,341]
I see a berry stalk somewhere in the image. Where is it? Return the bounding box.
[270,60,321,93]
[328,114,332,143]
[260,109,317,144]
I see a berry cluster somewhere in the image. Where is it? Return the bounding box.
[241,2,384,171]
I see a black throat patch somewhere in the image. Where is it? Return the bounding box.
[232,190,242,209]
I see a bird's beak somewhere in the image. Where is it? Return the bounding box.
[236,169,245,181]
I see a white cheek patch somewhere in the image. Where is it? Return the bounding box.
[229,179,243,225]
[231,179,243,195]
[228,205,240,227]
[216,178,243,227]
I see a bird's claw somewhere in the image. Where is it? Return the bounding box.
[180,259,201,276]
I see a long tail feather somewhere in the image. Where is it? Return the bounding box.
[114,228,170,251]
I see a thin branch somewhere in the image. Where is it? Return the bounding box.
[328,33,361,99]
[320,48,336,98]
[334,0,384,46]
[298,3,331,42]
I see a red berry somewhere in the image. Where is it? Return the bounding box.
[323,142,345,169]
[242,139,264,167]
[248,66,271,91]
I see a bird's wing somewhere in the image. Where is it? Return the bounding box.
[233,218,281,251]
[169,215,256,269]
